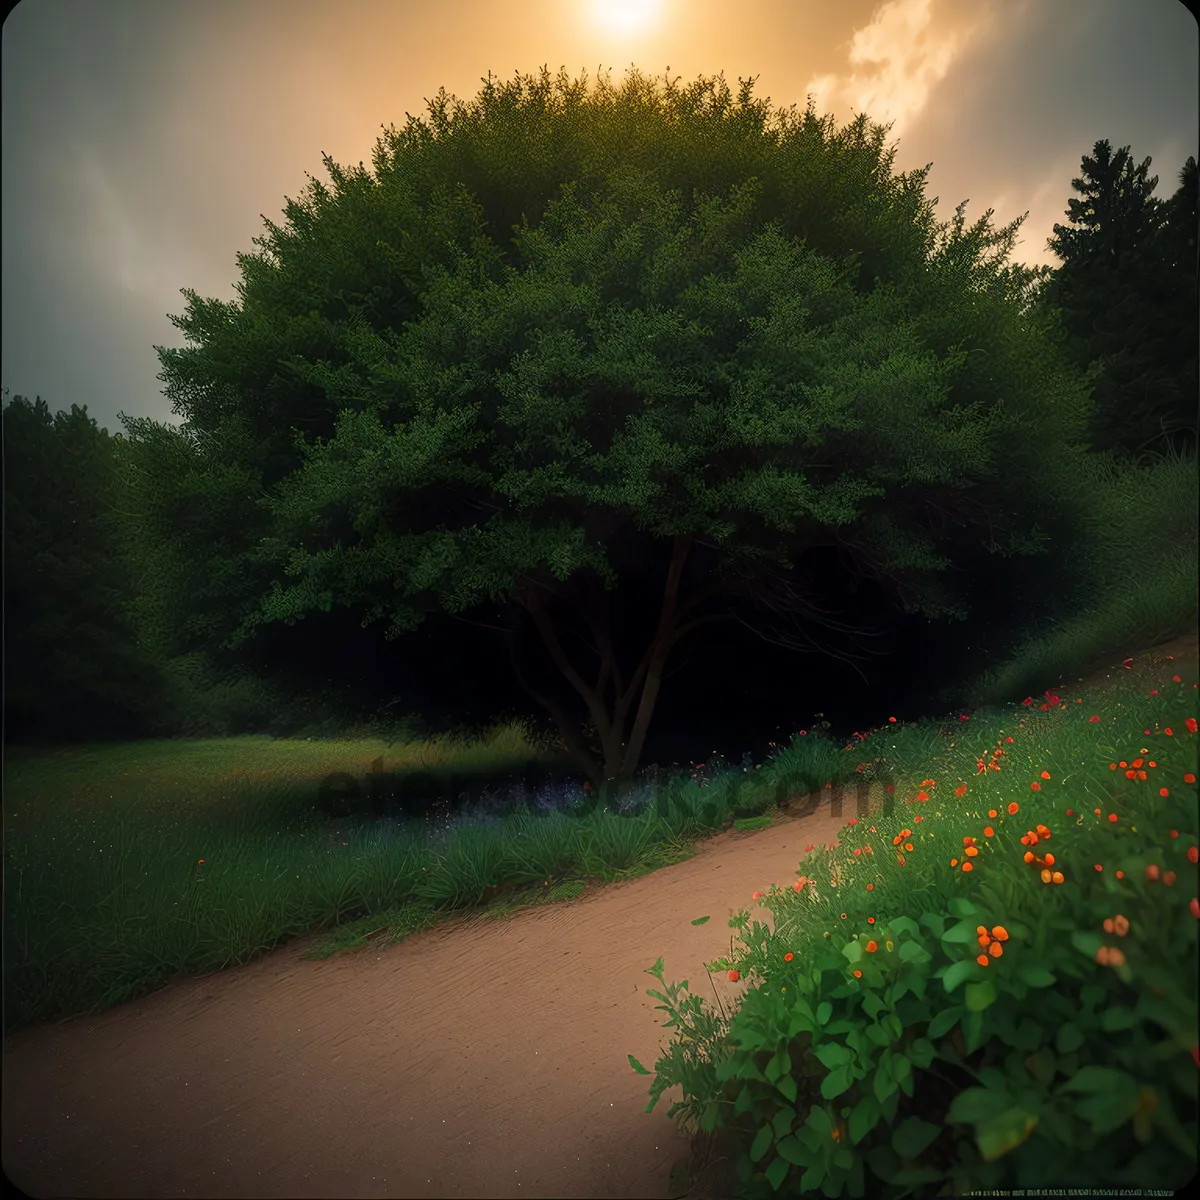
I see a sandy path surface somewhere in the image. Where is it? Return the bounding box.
[5,630,1195,1199]
[4,794,864,1199]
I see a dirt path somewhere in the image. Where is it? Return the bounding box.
[4,631,1196,1199]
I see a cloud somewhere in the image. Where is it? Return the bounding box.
[803,0,997,136]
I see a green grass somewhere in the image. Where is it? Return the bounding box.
[3,622,1194,1039]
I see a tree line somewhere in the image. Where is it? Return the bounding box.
[4,68,1196,786]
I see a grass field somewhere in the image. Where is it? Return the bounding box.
[4,621,1196,1042]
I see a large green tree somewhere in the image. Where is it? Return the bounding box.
[137,66,1097,789]
[1036,141,1198,459]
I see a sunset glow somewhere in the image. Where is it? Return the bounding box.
[586,0,665,36]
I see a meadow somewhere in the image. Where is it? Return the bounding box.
[5,438,1199,1196]
[4,627,1196,1198]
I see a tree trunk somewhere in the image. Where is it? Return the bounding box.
[507,535,733,804]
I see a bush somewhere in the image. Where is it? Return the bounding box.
[631,681,1198,1196]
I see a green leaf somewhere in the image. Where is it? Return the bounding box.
[1026,1046,1057,1086]
[821,1066,854,1099]
[888,916,920,938]
[1060,1066,1137,1095]
[942,959,976,993]
[1017,965,1056,988]
[1012,1018,1043,1052]
[775,1133,807,1166]
[941,919,979,944]
[765,1153,790,1191]
[772,1106,797,1141]
[899,939,932,963]
[1100,1006,1137,1032]
[874,1066,899,1103]
[861,991,886,1019]
[947,898,979,918]
[815,1043,851,1070]
[1056,1024,1085,1054]
[816,1001,833,1026]
[849,1094,881,1143]
[1071,929,1103,958]
[908,1038,935,1068]
[1081,983,1107,1007]
[891,1116,941,1159]
[976,1108,1039,1162]
[965,981,998,1012]
[842,940,864,964]
[628,1054,651,1075]
[926,1005,964,1039]
[806,1104,834,1137]
[866,1145,900,1182]
[1076,1090,1140,1135]
[948,1087,1012,1124]
[919,912,947,937]
[750,1122,774,1163]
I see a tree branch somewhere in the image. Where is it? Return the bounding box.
[515,575,622,764]
[506,619,602,788]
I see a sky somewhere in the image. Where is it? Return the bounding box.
[2,0,1197,436]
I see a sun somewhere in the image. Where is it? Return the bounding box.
[585,0,665,36]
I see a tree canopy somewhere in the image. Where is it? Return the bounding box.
[3,392,167,740]
[1035,140,1197,460]
[134,66,1100,789]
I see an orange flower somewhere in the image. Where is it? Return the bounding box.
[1041,868,1052,884]
[1031,782,1041,791]
[1043,853,1055,867]
[1008,802,1019,815]
[988,809,998,818]
[728,970,740,982]
[983,827,995,837]
[966,846,979,857]
[976,954,989,967]
[950,858,959,867]
[992,926,1009,941]
[962,861,973,872]
[1051,871,1064,884]
[853,969,863,978]
[1146,864,1161,882]
[905,843,914,852]
[988,941,1003,958]
[866,940,878,952]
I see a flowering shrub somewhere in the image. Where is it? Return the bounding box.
[631,669,1198,1195]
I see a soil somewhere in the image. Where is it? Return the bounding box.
[4,629,1196,1199]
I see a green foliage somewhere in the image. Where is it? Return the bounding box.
[2,392,170,740]
[141,65,1103,782]
[1036,141,1197,461]
[246,162,1047,648]
[631,682,1199,1196]
[939,442,1198,711]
